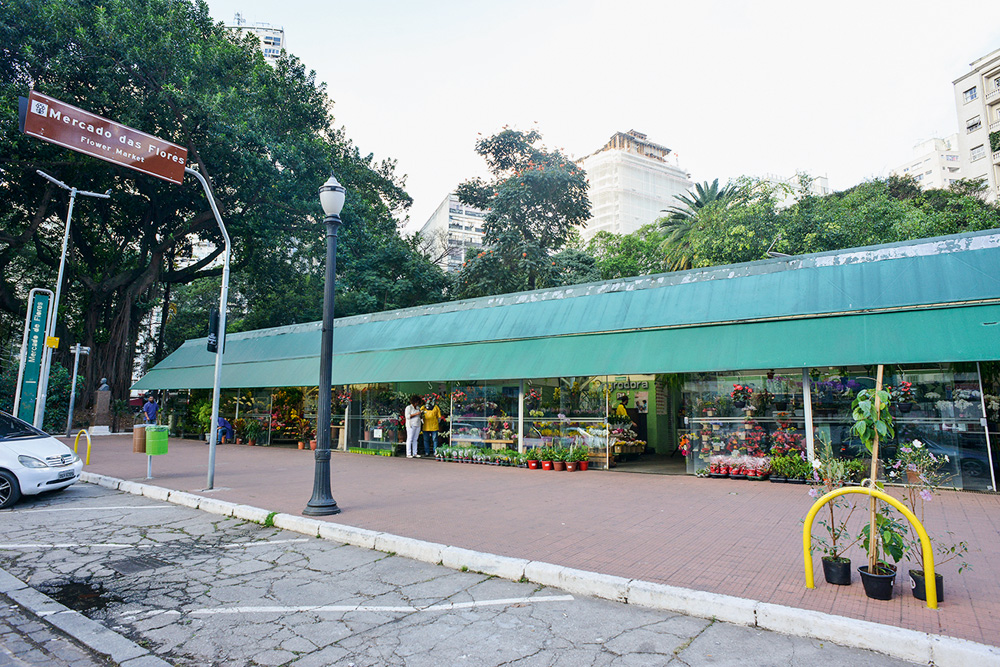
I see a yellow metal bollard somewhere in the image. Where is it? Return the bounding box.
[73,430,92,465]
[803,486,937,609]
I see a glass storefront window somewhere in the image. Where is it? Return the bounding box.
[449,382,518,449]
[681,369,809,474]
[524,377,609,458]
[678,364,996,491]
[348,384,407,452]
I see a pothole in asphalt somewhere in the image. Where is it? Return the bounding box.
[38,578,123,613]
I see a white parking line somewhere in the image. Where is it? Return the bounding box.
[0,539,308,550]
[9,505,174,513]
[187,595,575,616]
[219,539,309,549]
[116,595,575,621]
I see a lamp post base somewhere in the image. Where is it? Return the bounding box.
[302,499,341,516]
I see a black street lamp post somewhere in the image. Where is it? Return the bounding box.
[304,172,345,516]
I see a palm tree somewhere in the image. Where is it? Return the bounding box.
[658,179,741,271]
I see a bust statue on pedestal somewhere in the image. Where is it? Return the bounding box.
[90,377,113,435]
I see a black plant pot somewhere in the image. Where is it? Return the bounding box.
[789,478,807,485]
[769,476,787,483]
[858,565,896,600]
[909,569,944,602]
[773,401,788,411]
[733,400,746,409]
[822,557,852,585]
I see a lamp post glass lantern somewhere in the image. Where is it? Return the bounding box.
[304,172,345,516]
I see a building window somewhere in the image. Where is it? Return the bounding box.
[967,116,982,133]
[963,86,978,103]
[971,144,986,162]
[945,154,959,161]
[995,75,1000,90]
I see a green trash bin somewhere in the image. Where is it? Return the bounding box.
[145,425,169,456]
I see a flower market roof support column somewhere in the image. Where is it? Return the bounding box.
[185,167,232,491]
[976,362,998,491]
[517,380,525,453]
[802,369,815,461]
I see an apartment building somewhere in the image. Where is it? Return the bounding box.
[890,135,962,191]
[760,173,832,208]
[226,13,285,65]
[575,130,692,242]
[953,48,1000,201]
[418,194,488,273]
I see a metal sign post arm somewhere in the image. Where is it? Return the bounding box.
[185,167,231,490]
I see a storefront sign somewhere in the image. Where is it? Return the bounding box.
[610,380,648,390]
[17,292,50,421]
[19,91,187,184]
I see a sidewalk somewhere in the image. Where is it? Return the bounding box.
[68,434,1000,648]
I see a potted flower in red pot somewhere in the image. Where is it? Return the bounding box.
[539,447,554,471]
[552,447,567,471]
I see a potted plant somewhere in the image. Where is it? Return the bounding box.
[888,439,971,602]
[851,379,901,599]
[539,447,554,471]
[730,384,753,410]
[362,406,379,440]
[569,444,589,471]
[768,455,787,483]
[811,436,862,585]
[244,419,264,446]
[552,447,567,471]
[526,448,540,469]
[233,418,247,445]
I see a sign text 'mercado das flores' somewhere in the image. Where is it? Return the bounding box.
[21,90,187,184]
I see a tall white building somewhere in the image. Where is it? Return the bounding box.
[575,130,692,241]
[418,194,488,273]
[226,13,285,64]
[760,173,832,208]
[952,48,1000,201]
[890,136,962,191]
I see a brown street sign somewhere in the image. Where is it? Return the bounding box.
[19,90,187,184]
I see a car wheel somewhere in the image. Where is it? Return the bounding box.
[961,458,987,479]
[0,470,21,509]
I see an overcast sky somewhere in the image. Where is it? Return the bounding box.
[205,0,1000,232]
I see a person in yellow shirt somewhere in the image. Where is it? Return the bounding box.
[421,397,443,456]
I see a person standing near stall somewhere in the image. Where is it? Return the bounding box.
[142,395,158,424]
[404,395,424,458]
[421,397,443,457]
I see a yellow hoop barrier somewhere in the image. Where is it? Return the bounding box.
[73,430,92,466]
[803,486,937,609]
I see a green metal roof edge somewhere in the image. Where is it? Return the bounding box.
[158,227,1000,346]
[132,303,1000,390]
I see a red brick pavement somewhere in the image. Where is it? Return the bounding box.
[68,435,1000,646]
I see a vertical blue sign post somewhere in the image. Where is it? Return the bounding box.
[14,289,52,422]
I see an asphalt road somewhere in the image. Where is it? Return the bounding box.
[0,483,918,666]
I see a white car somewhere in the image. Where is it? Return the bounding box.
[0,410,83,509]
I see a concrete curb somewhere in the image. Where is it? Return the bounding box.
[81,473,1000,667]
[0,569,172,667]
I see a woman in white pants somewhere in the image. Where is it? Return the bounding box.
[404,395,424,458]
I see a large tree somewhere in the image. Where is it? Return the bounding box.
[1,0,444,409]
[453,128,590,298]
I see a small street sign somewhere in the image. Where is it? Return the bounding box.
[19,90,188,184]
[16,291,51,421]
